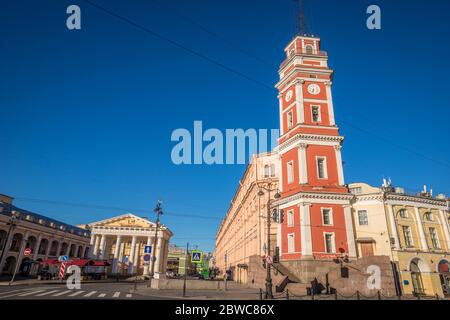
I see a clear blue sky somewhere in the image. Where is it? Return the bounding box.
[1,0,449,252]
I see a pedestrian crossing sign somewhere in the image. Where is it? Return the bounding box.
[191,250,203,264]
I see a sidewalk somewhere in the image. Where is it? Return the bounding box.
[0,278,142,286]
[132,282,262,300]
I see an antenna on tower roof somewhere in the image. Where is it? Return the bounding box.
[296,0,309,36]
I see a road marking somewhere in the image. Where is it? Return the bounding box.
[98,293,106,297]
[0,288,32,297]
[68,290,85,297]
[35,290,60,296]
[112,291,120,298]
[84,291,97,297]
[17,290,45,297]
[126,294,132,298]
[52,290,72,297]
[0,290,39,299]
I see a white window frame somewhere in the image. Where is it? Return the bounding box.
[399,209,408,219]
[287,111,294,129]
[425,212,434,222]
[402,226,414,247]
[287,161,294,184]
[316,156,328,180]
[311,105,321,123]
[358,210,369,226]
[264,165,270,178]
[287,233,295,253]
[270,164,276,177]
[287,210,294,227]
[321,208,333,226]
[429,227,440,249]
[324,232,336,254]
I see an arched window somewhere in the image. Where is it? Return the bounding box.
[399,209,408,219]
[305,45,314,54]
[424,212,434,221]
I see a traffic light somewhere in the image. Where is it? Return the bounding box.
[279,209,284,224]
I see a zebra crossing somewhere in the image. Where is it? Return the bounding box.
[0,288,134,300]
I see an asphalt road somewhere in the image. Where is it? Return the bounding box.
[0,282,172,300]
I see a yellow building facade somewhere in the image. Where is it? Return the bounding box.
[350,182,450,297]
[215,152,280,284]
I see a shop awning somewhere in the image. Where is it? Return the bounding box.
[41,259,59,265]
[68,259,92,267]
[91,260,110,267]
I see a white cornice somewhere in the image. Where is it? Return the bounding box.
[274,192,353,208]
[278,133,344,154]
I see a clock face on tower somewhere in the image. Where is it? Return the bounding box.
[307,84,321,95]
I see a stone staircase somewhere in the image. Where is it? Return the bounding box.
[285,282,310,296]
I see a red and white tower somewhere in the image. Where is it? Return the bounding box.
[275,35,356,263]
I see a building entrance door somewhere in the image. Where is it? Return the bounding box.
[360,242,374,257]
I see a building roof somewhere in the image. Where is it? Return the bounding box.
[0,201,90,238]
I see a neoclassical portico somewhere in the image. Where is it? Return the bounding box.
[88,213,173,278]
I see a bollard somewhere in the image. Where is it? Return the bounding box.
[259,288,263,300]
[356,291,360,300]
[378,291,381,300]
[286,289,289,300]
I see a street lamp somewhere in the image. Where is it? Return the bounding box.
[257,180,281,299]
[149,200,163,283]
[0,210,20,273]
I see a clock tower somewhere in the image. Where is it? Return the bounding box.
[274,35,356,263]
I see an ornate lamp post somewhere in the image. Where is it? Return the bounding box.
[0,210,20,274]
[257,179,281,299]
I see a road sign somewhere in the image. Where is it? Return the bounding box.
[24,248,32,256]
[265,255,273,265]
[191,250,203,264]
[58,255,68,262]
[122,255,129,263]
[144,246,152,254]
[143,254,151,262]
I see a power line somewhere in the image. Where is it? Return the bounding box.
[82,0,274,90]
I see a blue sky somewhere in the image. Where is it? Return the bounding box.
[1,0,449,252]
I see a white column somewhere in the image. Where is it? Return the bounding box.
[278,94,284,136]
[343,206,357,258]
[0,230,16,274]
[143,236,151,275]
[295,80,305,124]
[299,203,313,257]
[133,241,140,274]
[298,143,308,184]
[439,210,450,251]
[325,82,335,126]
[112,235,122,273]
[92,235,100,258]
[414,207,428,251]
[154,237,163,278]
[32,235,42,260]
[335,145,345,186]
[98,235,106,259]
[128,236,137,275]
[12,231,30,277]
[386,205,400,249]
[88,235,95,258]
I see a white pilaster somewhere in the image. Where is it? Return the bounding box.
[335,145,345,186]
[299,203,313,257]
[414,207,428,251]
[88,235,95,258]
[387,205,400,250]
[298,143,308,184]
[325,82,335,126]
[278,94,284,136]
[343,206,357,258]
[92,235,100,257]
[439,210,450,251]
[143,236,152,275]
[33,235,42,260]
[295,80,305,124]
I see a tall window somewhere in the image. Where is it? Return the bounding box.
[287,210,294,227]
[311,106,321,122]
[322,209,333,226]
[287,161,294,184]
[324,233,335,253]
[270,164,276,177]
[305,45,314,54]
[287,111,293,129]
[317,157,327,179]
[264,165,270,178]
[429,228,440,249]
[399,209,408,218]
[358,210,369,226]
[287,234,295,253]
[425,212,434,221]
[402,226,413,247]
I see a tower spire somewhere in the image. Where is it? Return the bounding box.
[296,0,308,36]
